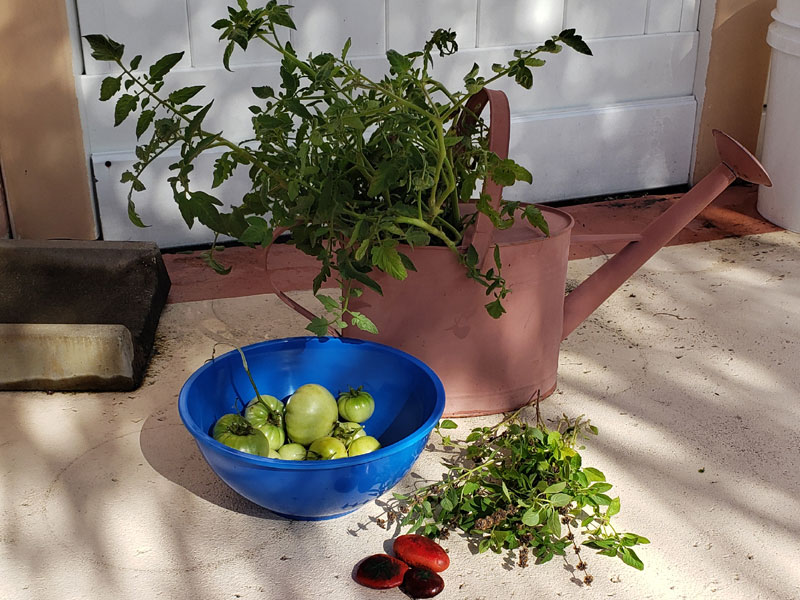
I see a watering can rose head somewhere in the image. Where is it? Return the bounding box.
[85,0,592,335]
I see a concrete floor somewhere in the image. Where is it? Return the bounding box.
[2,194,800,599]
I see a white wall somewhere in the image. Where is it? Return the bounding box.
[74,0,702,246]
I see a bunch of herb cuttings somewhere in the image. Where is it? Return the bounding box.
[378,399,649,585]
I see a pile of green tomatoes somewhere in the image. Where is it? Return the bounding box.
[212,384,380,460]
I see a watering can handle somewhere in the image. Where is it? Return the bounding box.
[456,88,511,266]
[562,130,773,339]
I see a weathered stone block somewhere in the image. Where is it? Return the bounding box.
[0,240,171,391]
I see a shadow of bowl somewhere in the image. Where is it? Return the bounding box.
[138,412,285,520]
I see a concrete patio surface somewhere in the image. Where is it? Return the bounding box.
[2,226,800,599]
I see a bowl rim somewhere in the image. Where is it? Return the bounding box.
[178,336,446,470]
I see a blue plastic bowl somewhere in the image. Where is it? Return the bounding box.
[178,336,445,520]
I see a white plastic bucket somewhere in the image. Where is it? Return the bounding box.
[757,6,800,232]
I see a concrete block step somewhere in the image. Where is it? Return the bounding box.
[0,240,170,391]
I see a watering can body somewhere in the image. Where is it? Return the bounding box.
[347,206,575,416]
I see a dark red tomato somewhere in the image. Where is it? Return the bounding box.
[393,534,450,572]
[401,568,445,599]
[354,554,409,589]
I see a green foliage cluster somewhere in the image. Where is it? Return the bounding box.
[85,0,591,334]
[387,403,648,583]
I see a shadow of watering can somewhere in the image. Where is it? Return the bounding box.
[265,89,772,417]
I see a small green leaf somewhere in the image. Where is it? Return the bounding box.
[222,42,235,71]
[350,311,378,334]
[168,85,204,105]
[386,49,412,73]
[135,110,155,139]
[550,493,572,507]
[485,298,506,319]
[186,101,214,140]
[513,64,533,89]
[200,250,232,275]
[544,482,567,494]
[99,76,121,101]
[439,420,458,430]
[127,199,147,228]
[238,216,272,246]
[462,481,478,496]
[501,481,512,502]
[306,317,330,337]
[371,243,407,281]
[149,52,184,79]
[523,204,549,236]
[113,94,137,126]
[521,508,540,526]
[84,35,124,62]
[584,467,605,482]
[465,244,479,268]
[620,547,644,570]
[316,294,340,313]
[606,496,621,517]
[405,228,430,248]
[252,85,275,99]
[589,482,613,494]
[559,29,593,56]
[129,55,142,70]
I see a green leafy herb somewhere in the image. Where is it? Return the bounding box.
[382,396,647,585]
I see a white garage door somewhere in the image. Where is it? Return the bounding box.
[75,0,701,247]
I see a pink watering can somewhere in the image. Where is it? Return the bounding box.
[266,89,772,417]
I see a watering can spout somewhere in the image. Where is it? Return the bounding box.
[561,130,772,340]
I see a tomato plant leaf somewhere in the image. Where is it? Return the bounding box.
[84,35,124,62]
[100,76,121,101]
[149,52,184,80]
[169,85,204,105]
[349,311,378,334]
[371,243,407,281]
[114,94,137,126]
[306,317,330,337]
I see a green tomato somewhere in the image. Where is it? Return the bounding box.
[244,395,285,450]
[348,435,381,457]
[253,423,285,451]
[244,395,284,429]
[278,443,307,461]
[247,394,284,415]
[284,383,338,445]
[332,421,366,447]
[212,414,270,457]
[307,436,348,460]
[337,387,375,423]
[268,449,281,459]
